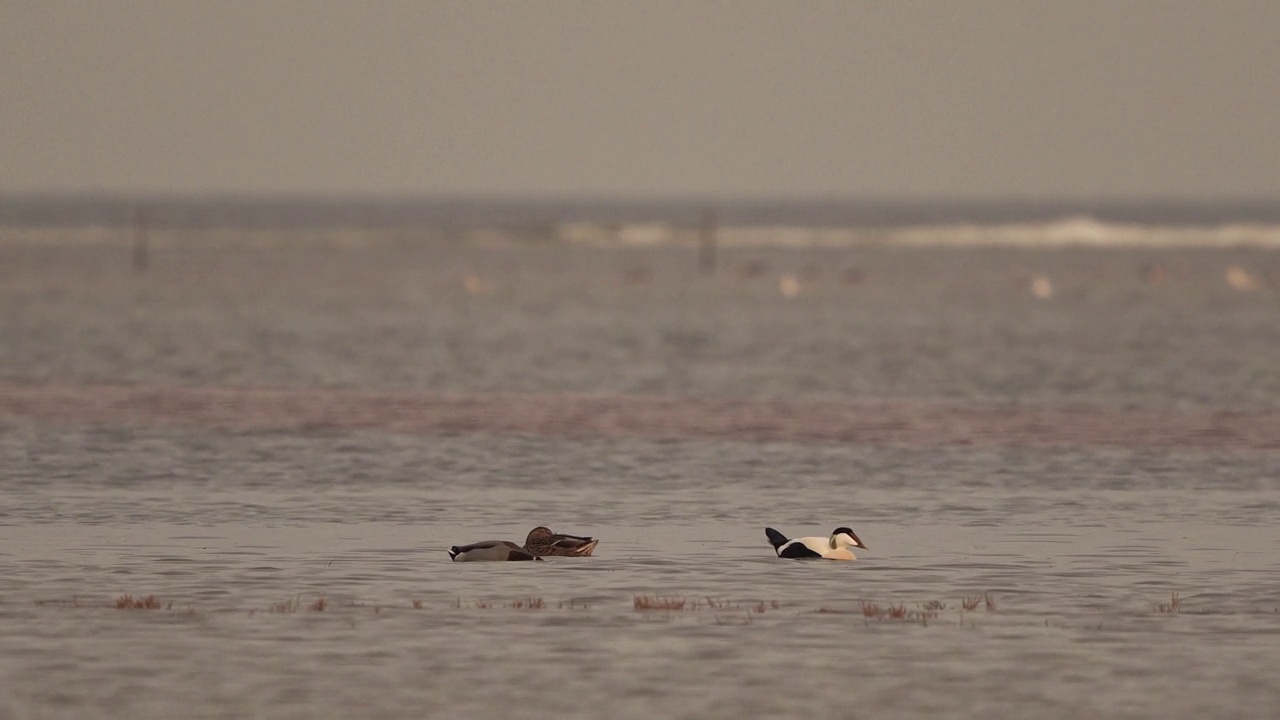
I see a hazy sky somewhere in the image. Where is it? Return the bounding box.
[2,1,1277,200]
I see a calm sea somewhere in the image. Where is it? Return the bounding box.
[1,225,1278,719]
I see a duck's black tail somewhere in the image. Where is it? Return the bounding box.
[764,527,790,550]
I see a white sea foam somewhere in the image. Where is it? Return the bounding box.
[557,216,1280,248]
[888,216,1280,248]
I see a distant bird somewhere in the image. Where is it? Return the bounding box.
[765,527,867,561]
[461,272,487,295]
[524,526,599,557]
[779,274,801,298]
[1030,274,1054,299]
[1225,265,1261,292]
[448,540,542,562]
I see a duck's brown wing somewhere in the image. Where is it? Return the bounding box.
[549,533,596,549]
[502,542,542,561]
[550,536,598,555]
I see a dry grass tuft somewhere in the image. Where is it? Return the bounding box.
[115,594,162,609]
[309,597,328,612]
[631,596,778,613]
[457,597,584,610]
[633,595,691,611]
[1157,592,1182,614]
[270,597,301,613]
[983,592,997,611]
[962,595,982,611]
[412,600,424,609]
[852,600,945,625]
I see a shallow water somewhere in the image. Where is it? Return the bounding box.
[1,236,1279,719]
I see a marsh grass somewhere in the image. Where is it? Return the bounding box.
[633,595,691,611]
[631,596,781,614]
[33,591,1004,621]
[959,593,998,611]
[26,589,1249,623]
[115,594,164,609]
[818,596,1002,626]
[853,601,933,624]
[449,597,558,610]
[37,595,201,614]
[628,595,780,625]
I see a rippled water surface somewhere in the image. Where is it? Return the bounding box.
[2,235,1279,719]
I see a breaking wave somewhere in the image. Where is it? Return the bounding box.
[560,216,1280,248]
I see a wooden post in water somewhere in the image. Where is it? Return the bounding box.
[698,206,717,276]
[132,204,149,271]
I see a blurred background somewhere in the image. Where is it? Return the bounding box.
[3,1,1279,200]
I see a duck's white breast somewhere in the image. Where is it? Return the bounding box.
[794,536,856,560]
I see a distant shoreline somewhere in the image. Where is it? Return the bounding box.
[3,195,1280,231]
[3,218,1280,248]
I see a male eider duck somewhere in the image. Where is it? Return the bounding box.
[765,526,867,560]
[524,526,599,557]
[448,540,542,562]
